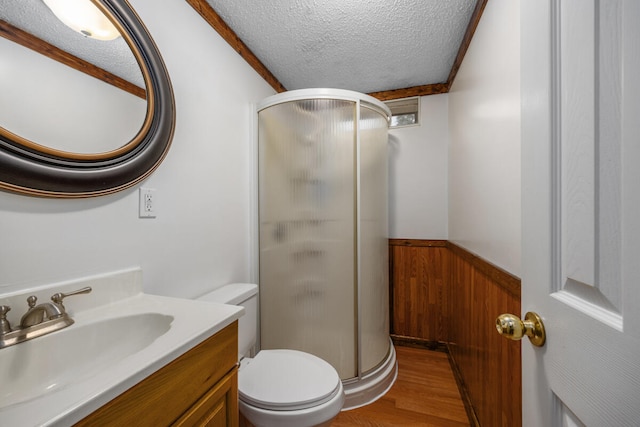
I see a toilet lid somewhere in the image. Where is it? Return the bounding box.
[238,349,341,411]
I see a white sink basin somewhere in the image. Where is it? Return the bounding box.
[0,313,173,408]
[0,268,244,427]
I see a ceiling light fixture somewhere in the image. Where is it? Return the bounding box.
[42,0,121,41]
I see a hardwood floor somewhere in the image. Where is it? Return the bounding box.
[332,345,470,427]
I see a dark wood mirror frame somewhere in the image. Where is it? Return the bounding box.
[0,0,175,198]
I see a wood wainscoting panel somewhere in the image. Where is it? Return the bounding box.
[389,240,449,342]
[447,242,521,427]
[388,239,521,427]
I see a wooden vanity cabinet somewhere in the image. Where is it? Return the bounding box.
[75,321,239,427]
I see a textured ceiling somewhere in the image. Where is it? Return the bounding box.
[0,0,143,87]
[204,0,477,94]
[1,0,478,97]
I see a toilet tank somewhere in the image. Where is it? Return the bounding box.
[197,283,258,358]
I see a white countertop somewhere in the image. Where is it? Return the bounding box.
[0,268,243,427]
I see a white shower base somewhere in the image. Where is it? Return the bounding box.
[341,340,398,410]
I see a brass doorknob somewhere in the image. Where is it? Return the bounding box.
[496,312,546,347]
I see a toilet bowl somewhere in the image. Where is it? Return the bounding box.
[198,283,345,427]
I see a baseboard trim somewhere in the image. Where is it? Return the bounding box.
[390,334,480,427]
[447,344,481,427]
[390,334,448,353]
[389,239,447,247]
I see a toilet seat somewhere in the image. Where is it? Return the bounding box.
[239,349,342,411]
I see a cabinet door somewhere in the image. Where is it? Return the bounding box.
[75,323,238,427]
[173,367,238,427]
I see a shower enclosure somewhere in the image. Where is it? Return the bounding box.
[256,89,396,409]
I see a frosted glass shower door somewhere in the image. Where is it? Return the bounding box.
[359,106,390,374]
[258,99,358,379]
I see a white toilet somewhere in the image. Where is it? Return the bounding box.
[198,283,345,427]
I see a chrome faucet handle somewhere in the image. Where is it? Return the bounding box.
[51,286,92,307]
[27,295,37,308]
[22,296,45,325]
[0,305,11,334]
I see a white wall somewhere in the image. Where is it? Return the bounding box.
[389,94,449,239]
[448,0,521,275]
[0,0,275,297]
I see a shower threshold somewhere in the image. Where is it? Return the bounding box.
[341,339,398,410]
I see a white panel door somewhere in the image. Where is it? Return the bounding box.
[521,0,640,426]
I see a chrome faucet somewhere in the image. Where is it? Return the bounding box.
[20,295,65,327]
[0,286,91,349]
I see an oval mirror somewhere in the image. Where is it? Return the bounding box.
[0,0,175,197]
